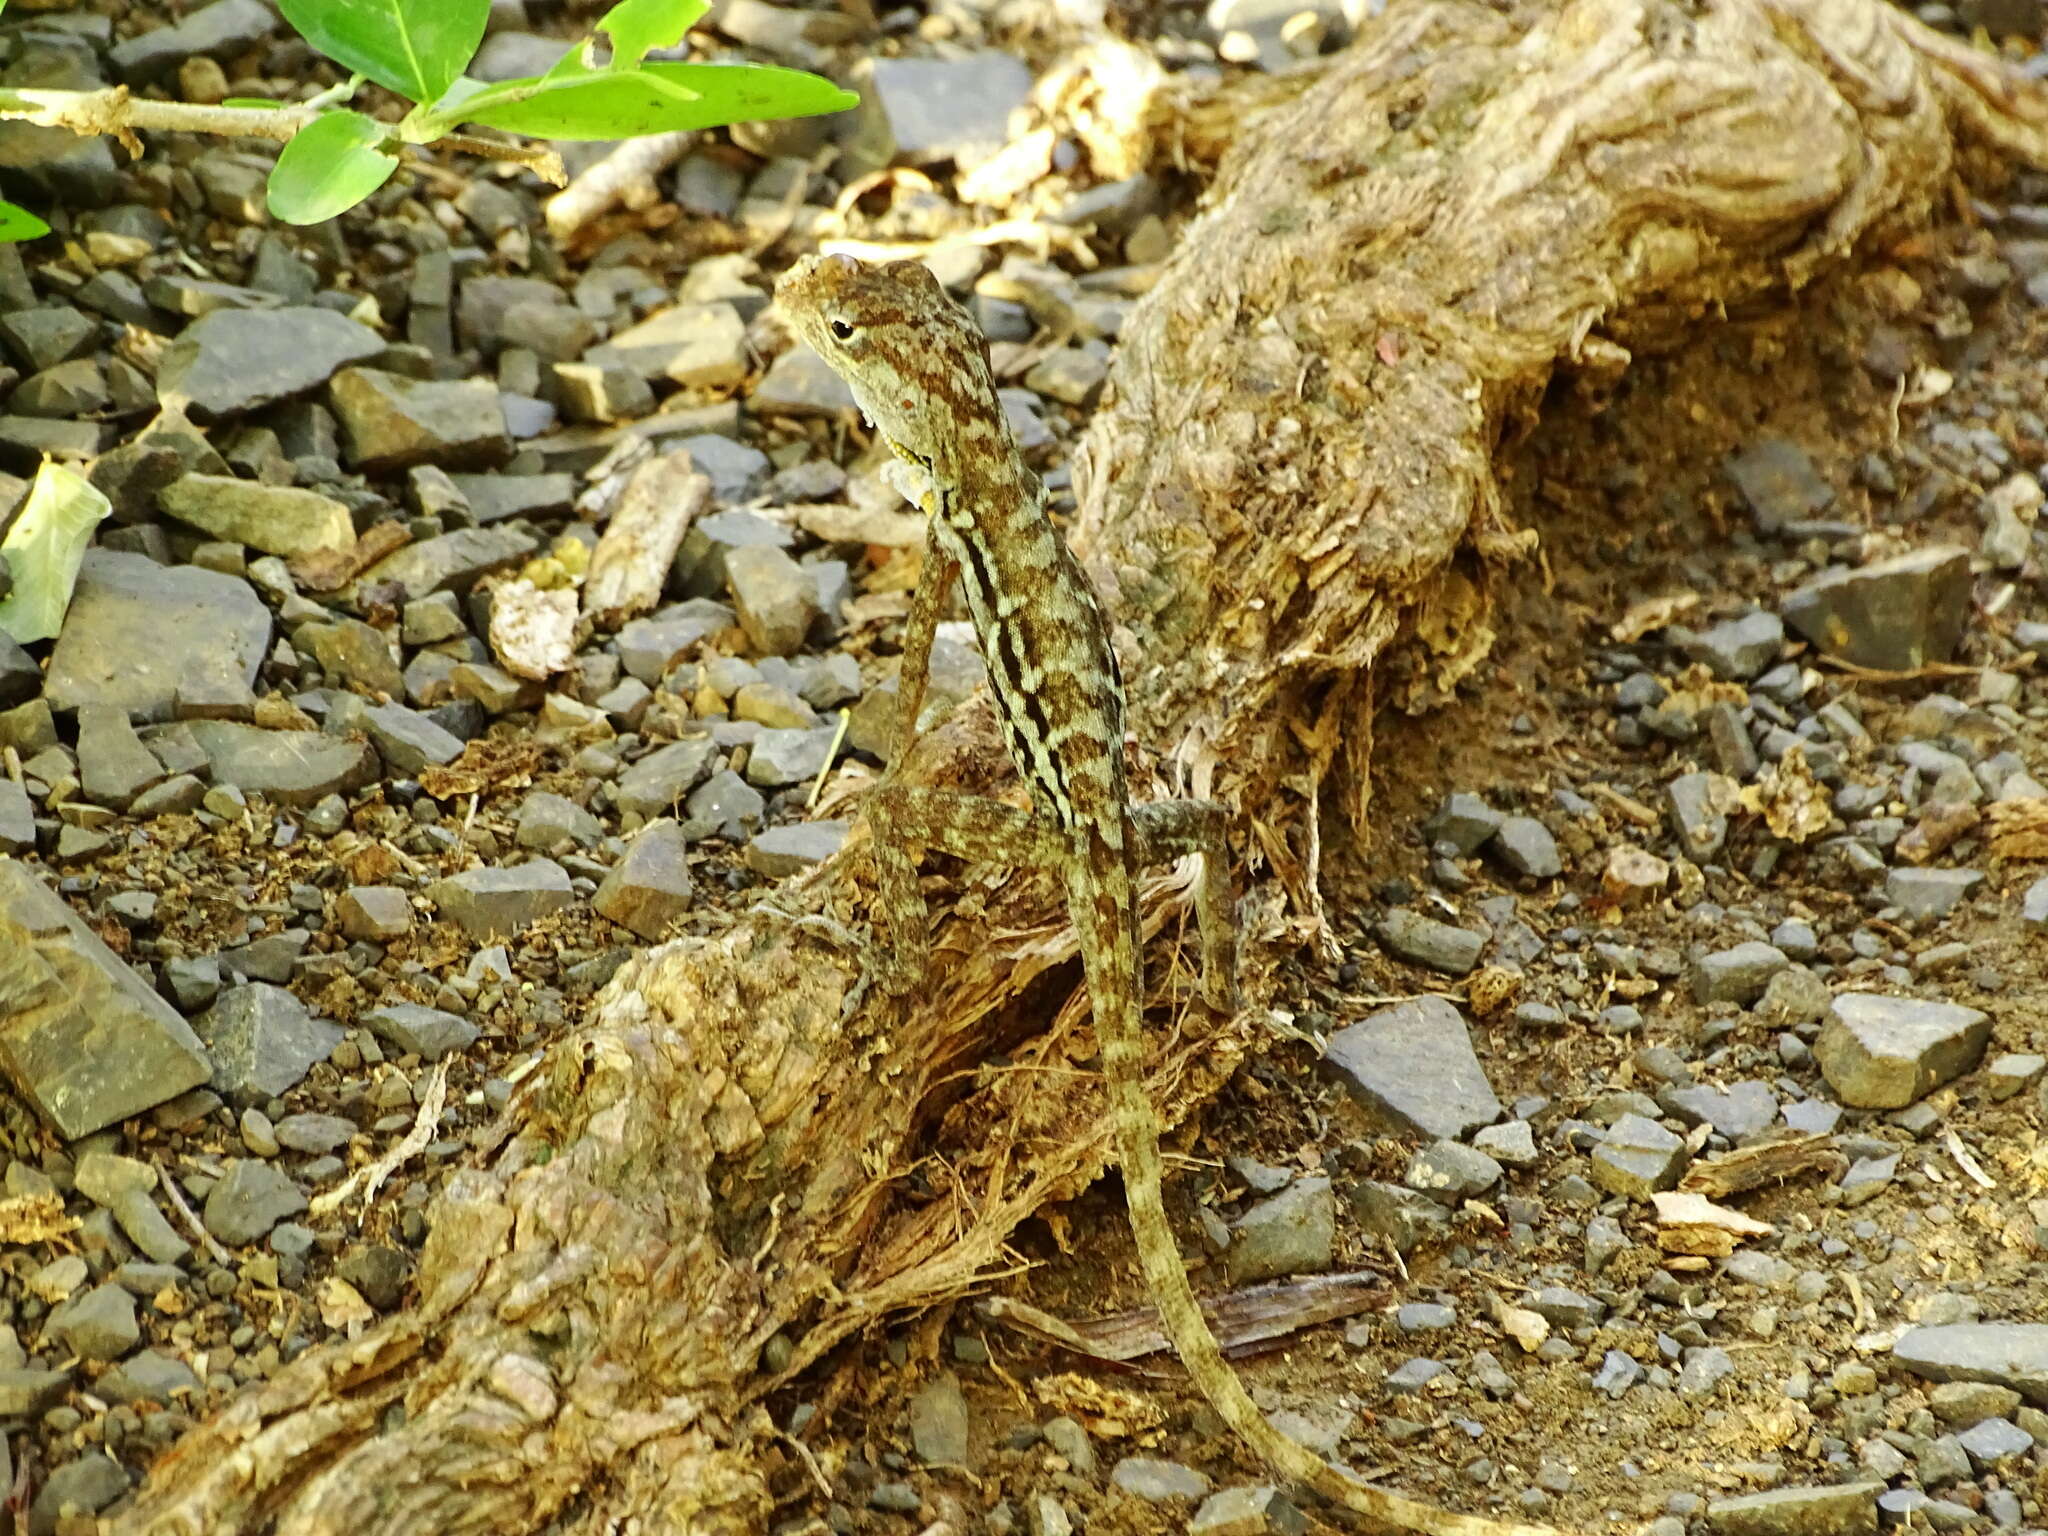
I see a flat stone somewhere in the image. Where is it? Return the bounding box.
[202,1159,306,1246]
[742,820,850,876]
[361,701,465,773]
[1677,612,1786,681]
[597,302,748,387]
[728,544,821,656]
[745,725,837,787]
[47,1281,138,1360]
[615,738,719,818]
[108,0,276,81]
[428,860,575,938]
[1725,437,1833,533]
[28,1452,130,1532]
[43,550,271,723]
[76,703,168,810]
[351,525,538,602]
[1814,993,1992,1108]
[191,982,342,1104]
[594,819,695,940]
[1403,1140,1502,1200]
[1780,546,1972,670]
[158,475,355,559]
[0,858,211,1137]
[1376,908,1484,974]
[158,306,383,420]
[171,720,377,806]
[909,1371,970,1465]
[1986,1052,2046,1100]
[846,52,1035,174]
[330,368,512,471]
[96,1348,199,1404]
[445,471,575,524]
[0,780,33,854]
[1707,1483,1882,1536]
[1323,997,1502,1139]
[1472,1119,1537,1167]
[1190,1483,1308,1536]
[0,1368,70,1418]
[273,1112,357,1154]
[361,1002,479,1061]
[1894,1323,2048,1404]
[1690,942,1789,1005]
[1667,770,1730,861]
[616,603,735,685]
[1885,866,1983,922]
[1226,1175,1334,1285]
[0,306,93,372]
[1663,1080,1778,1140]
[1112,1457,1212,1501]
[1589,1113,1687,1198]
[1490,816,1562,878]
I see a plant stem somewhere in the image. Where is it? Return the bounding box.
[0,85,566,186]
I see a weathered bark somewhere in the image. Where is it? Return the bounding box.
[119,3,2048,1531]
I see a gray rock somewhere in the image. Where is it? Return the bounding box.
[1113,1457,1212,1501]
[202,1159,307,1246]
[47,1282,139,1361]
[1527,1286,1605,1328]
[1395,1302,1456,1332]
[1226,1175,1333,1285]
[597,302,749,387]
[1885,866,1982,922]
[169,720,377,806]
[728,544,822,657]
[1780,546,1972,670]
[910,1371,970,1465]
[0,1367,70,1418]
[1894,1324,2048,1404]
[615,737,718,818]
[2023,874,2048,930]
[331,368,512,472]
[274,1112,357,1154]
[158,475,355,559]
[97,1348,200,1404]
[44,550,270,723]
[1814,993,1991,1109]
[1423,792,1501,854]
[351,525,538,602]
[1663,1080,1778,1139]
[361,1002,478,1061]
[616,603,735,685]
[745,725,838,788]
[1491,816,1562,878]
[1676,611,1785,680]
[685,769,766,837]
[1591,1349,1643,1398]
[1348,1179,1453,1255]
[0,779,34,855]
[0,306,94,373]
[1667,770,1729,861]
[1678,1346,1736,1397]
[1956,1415,2032,1465]
[515,791,602,851]
[1473,1119,1537,1167]
[0,634,38,710]
[846,52,1035,175]
[1190,1484,1307,1536]
[1404,1140,1502,1200]
[361,701,465,773]
[1324,997,1502,1139]
[191,982,342,1104]
[1376,908,1484,974]
[0,858,212,1137]
[76,703,167,810]
[742,820,850,877]
[108,0,275,81]
[1986,1052,2046,1100]
[1725,437,1833,533]
[594,820,695,940]
[1838,1151,1898,1208]
[1589,1114,1687,1198]
[1690,941,1789,1005]
[336,885,412,942]
[1706,1482,1881,1536]
[428,860,575,938]
[159,306,384,420]
[74,1152,188,1264]
[29,1451,130,1533]
[446,472,575,525]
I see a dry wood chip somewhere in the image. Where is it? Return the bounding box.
[1678,1133,1843,1198]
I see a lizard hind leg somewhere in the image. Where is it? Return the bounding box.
[1131,799,1237,1012]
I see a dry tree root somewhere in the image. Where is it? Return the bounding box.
[116,3,2048,1533]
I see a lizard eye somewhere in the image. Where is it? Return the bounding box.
[829,319,856,341]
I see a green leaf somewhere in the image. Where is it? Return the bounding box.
[454,60,856,140]
[597,0,709,67]
[277,0,489,104]
[0,199,49,242]
[267,110,401,225]
[0,462,112,644]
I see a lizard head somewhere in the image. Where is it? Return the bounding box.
[776,253,1008,477]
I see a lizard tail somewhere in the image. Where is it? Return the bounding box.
[1069,824,1556,1536]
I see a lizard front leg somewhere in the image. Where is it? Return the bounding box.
[864,783,1061,994]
